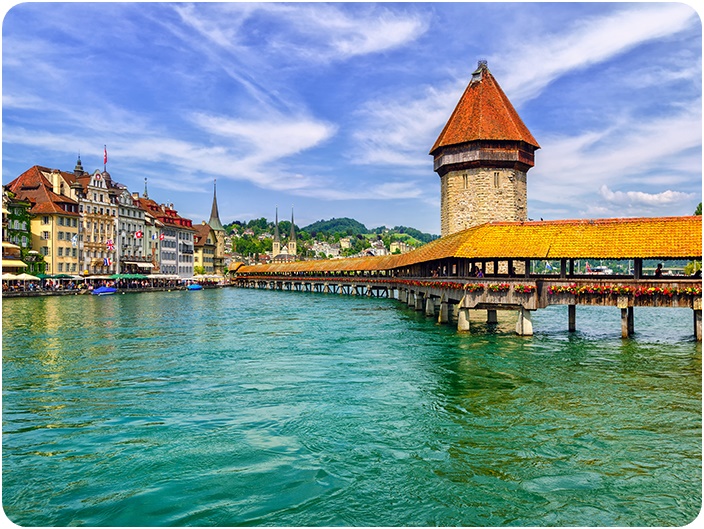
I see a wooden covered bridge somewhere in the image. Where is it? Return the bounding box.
[232,216,703,340]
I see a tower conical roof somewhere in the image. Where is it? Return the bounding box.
[208,179,225,231]
[430,61,540,154]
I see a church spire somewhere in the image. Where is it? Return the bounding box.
[272,207,281,257]
[143,178,149,198]
[208,179,225,231]
[289,207,296,242]
[288,206,297,257]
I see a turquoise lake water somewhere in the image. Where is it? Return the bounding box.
[2,287,701,526]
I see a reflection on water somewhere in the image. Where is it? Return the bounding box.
[2,289,701,526]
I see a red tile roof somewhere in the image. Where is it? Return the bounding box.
[6,166,80,216]
[430,62,540,154]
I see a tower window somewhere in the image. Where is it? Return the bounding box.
[494,172,500,188]
[463,174,468,190]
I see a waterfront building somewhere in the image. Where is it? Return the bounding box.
[132,193,193,277]
[2,187,37,273]
[72,168,119,275]
[431,60,540,237]
[5,166,81,275]
[193,222,217,274]
[117,188,149,274]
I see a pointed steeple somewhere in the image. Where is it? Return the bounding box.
[288,207,297,257]
[143,178,149,198]
[289,207,296,242]
[208,179,225,231]
[272,207,281,257]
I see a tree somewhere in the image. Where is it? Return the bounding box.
[193,265,206,275]
[695,203,702,215]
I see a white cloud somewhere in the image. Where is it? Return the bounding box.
[190,112,337,164]
[530,108,701,205]
[599,185,695,206]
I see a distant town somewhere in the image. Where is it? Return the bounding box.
[2,160,438,281]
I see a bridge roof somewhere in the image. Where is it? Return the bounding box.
[238,216,702,274]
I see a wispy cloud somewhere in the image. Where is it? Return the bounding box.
[174,3,428,64]
[497,3,698,104]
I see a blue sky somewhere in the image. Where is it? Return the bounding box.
[2,2,702,234]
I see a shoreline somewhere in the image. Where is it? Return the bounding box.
[2,283,232,298]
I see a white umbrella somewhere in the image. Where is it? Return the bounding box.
[2,273,19,280]
[15,273,40,281]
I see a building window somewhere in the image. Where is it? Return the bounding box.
[42,231,50,240]
[494,172,500,188]
[42,216,50,225]
[58,247,63,257]
[58,263,63,272]
[463,174,468,190]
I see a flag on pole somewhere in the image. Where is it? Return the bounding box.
[586,262,592,273]
[151,233,157,240]
[103,145,108,165]
[159,233,164,241]
[71,234,78,247]
[545,261,553,271]
[135,230,143,239]
[106,239,114,251]
[103,257,111,266]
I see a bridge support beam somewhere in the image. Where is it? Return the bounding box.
[438,297,449,324]
[516,308,533,336]
[414,293,424,311]
[457,307,471,332]
[621,307,634,338]
[487,309,498,324]
[425,296,435,316]
[694,309,702,341]
[568,304,576,332]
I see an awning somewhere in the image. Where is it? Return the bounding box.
[122,261,154,268]
[2,259,28,268]
[2,241,21,250]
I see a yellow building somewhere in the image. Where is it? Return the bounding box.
[6,166,81,275]
[193,222,217,275]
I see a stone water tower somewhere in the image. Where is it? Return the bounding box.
[430,60,540,237]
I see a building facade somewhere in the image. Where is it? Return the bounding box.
[430,61,540,237]
[117,189,149,273]
[6,166,81,275]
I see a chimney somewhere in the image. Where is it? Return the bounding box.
[51,169,62,195]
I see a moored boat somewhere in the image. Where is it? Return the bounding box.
[92,286,117,296]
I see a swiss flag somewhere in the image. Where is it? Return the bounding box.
[135,231,143,239]
[103,145,108,165]
[159,233,165,240]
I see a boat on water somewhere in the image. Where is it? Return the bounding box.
[92,286,117,296]
[187,284,203,291]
